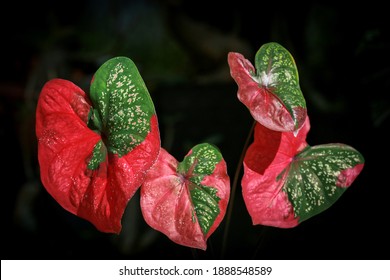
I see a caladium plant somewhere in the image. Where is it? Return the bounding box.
[35,40,365,254]
[228,42,307,133]
[35,57,161,233]
[140,144,230,250]
[241,116,365,228]
[227,42,364,229]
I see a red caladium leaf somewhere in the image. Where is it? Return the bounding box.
[140,144,230,250]
[36,57,160,233]
[242,117,364,228]
[228,42,307,133]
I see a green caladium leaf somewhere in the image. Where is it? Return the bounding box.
[228,42,307,133]
[36,57,160,233]
[140,144,230,250]
[242,117,364,227]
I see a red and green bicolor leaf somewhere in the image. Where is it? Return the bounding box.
[35,57,160,233]
[140,144,230,250]
[228,42,307,133]
[242,117,364,228]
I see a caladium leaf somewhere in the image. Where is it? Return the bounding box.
[228,42,307,133]
[140,144,230,250]
[35,57,160,233]
[242,117,364,228]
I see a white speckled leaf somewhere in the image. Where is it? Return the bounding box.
[242,117,364,228]
[36,57,161,234]
[89,56,157,157]
[283,144,365,223]
[228,42,307,133]
[140,144,230,250]
[177,144,225,235]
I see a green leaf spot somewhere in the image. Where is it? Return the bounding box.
[254,42,306,128]
[177,143,222,184]
[87,140,107,170]
[177,143,223,234]
[89,57,156,157]
[190,185,221,234]
[283,144,364,222]
[87,108,103,132]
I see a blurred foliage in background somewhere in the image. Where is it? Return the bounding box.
[1,0,389,259]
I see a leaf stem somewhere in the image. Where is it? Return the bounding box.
[251,226,268,259]
[191,248,199,259]
[220,120,256,258]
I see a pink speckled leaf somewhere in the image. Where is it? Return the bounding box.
[36,57,160,233]
[140,144,230,250]
[242,117,364,228]
[228,42,307,133]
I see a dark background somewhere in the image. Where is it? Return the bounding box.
[1,0,389,260]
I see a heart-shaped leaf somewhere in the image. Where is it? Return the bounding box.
[140,144,230,250]
[242,117,364,228]
[228,42,307,133]
[35,57,160,233]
